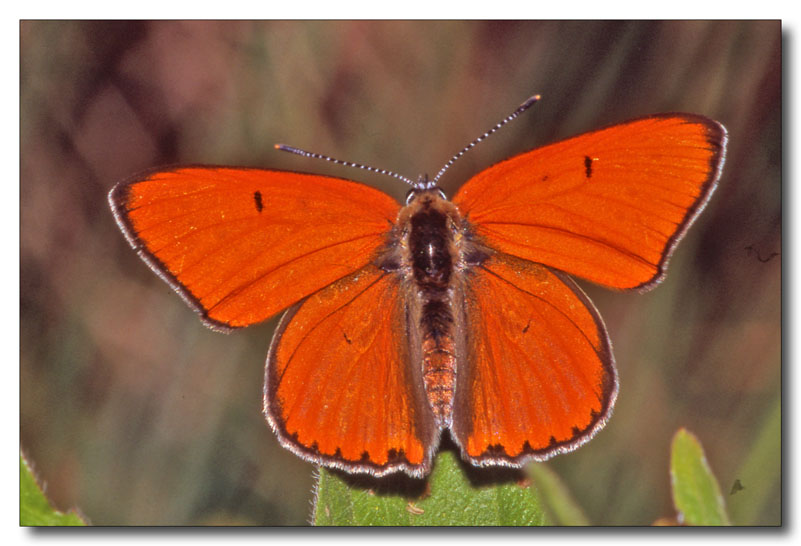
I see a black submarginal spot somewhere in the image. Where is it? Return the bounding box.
[584,156,593,179]
[343,332,352,344]
[254,190,264,212]
[522,319,531,334]
[481,443,507,457]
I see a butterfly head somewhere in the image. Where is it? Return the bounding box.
[406,174,446,205]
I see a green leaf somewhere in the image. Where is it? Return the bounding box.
[670,428,730,525]
[313,449,547,526]
[20,452,86,526]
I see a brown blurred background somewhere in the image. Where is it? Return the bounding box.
[20,21,780,525]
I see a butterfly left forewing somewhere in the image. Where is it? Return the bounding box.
[451,252,617,465]
[264,264,439,477]
[109,167,398,331]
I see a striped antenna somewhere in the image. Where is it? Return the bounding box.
[275,94,541,190]
[274,144,417,187]
[430,94,541,185]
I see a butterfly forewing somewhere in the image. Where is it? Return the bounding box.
[453,115,727,291]
[109,167,398,330]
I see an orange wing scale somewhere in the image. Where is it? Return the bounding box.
[110,167,399,330]
[452,253,617,463]
[454,115,726,291]
[264,266,438,476]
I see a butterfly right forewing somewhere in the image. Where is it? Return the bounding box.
[453,115,727,291]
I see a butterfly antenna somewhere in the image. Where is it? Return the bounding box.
[274,144,417,187]
[430,94,541,186]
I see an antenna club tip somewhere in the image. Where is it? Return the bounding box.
[521,94,541,108]
[275,144,305,155]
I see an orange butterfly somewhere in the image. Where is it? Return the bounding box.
[109,96,727,477]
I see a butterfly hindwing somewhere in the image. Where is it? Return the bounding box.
[264,265,439,477]
[451,252,617,465]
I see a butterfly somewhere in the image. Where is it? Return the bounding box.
[109,95,727,477]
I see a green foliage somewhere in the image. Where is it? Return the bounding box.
[20,453,86,526]
[313,450,547,526]
[670,428,730,525]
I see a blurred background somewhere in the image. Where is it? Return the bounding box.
[20,21,780,525]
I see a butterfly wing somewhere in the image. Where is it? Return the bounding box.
[453,115,727,291]
[450,253,617,464]
[264,265,438,477]
[109,167,399,331]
